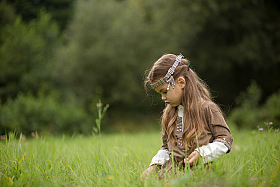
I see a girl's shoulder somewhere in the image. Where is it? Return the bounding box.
[201,100,221,113]
[201,100,226,123]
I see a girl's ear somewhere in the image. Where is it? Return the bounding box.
[177,77,186,89]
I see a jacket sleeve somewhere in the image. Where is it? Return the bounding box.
[206,103,233,152]
[194,103,233,164]
[195,141,228,164]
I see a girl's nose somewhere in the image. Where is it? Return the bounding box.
[161,95,166,101]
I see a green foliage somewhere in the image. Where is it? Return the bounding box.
[1,0,280,134]
[52,0,166,114]
[6,0,75,31]
[235,80,262,108]
[0,1,16,31]
[178,0,280,105]
[94,100,109,135]
[229,81,280,129]
[0,11,60,102]
[52,0,280,118]
[228,81,263,129]
[263,90,280,127]
[0,128,279,186]
[0,92,94,135]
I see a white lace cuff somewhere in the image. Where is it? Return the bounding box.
[195,141,228,164]
[150,149,169,166]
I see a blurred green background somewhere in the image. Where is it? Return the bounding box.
[0,0,280,135]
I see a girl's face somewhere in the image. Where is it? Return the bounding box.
[154,77,186,107]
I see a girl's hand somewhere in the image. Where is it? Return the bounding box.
[184,150,200,166]
[141,165,160,181]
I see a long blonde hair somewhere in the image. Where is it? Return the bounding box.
[145,54,219,150]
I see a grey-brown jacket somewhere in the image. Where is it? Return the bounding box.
[161,101,233,163]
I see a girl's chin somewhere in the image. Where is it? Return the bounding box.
[170,103,179,108]
[165,102,179,107]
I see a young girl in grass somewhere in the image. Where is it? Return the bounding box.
[143,54,233,177]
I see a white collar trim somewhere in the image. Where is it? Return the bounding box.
[178,105,184,118]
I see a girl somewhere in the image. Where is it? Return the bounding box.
[143,54,233,177]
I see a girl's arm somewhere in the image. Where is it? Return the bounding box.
[141,164,161,180]
[194,141,228,164]
[193,103,233,164]
[149,149,169,166]
[184,142,228,165]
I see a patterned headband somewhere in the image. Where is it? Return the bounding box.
[150,54,184,90]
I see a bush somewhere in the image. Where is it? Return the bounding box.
[263,90,280,128]
[0,92,95,136]
[228,81,280,129]
[0,11,59,103]
[228,80,263,129]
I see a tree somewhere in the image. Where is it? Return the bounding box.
[52,0,173,116]
[178,0,280,107]
[0,11,60,102]
[3,0,75,31]
[0,1,16,32]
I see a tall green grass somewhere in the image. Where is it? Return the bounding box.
[0,125,279,186]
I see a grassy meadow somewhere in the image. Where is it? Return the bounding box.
[0,125,280,187]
